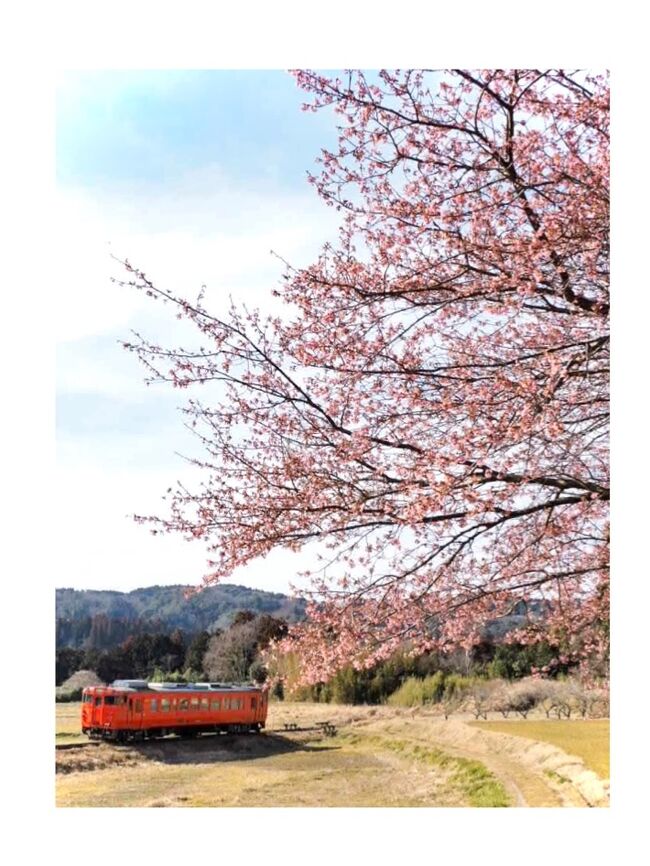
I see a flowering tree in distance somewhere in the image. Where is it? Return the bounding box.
[119,70,609,681]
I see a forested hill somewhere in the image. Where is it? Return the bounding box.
[56,584,307,649]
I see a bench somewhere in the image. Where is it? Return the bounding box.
[283,722,299,731]
[316,721,337,737]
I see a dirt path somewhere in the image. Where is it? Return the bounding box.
[417,724,570,807]
[346,712,607,807]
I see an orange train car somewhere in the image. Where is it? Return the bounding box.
[81,680,268,742]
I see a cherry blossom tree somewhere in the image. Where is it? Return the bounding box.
[118,70,609,682]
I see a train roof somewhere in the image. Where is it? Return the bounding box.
[104,680,263,693]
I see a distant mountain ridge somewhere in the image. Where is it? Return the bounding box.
[56,586,548,652]
[56,583,307,649]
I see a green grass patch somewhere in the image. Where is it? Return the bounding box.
[470,719,609,779]
[447,754,511,807]
[543,769,568,785]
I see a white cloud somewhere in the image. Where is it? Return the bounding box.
[56,165,339,343]
[56,460,315,594]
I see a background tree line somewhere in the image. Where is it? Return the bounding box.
[55,611,289,693]
[269,639,580,705]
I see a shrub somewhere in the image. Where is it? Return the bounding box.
[422,671,446,703]
[149,668,202,683]
[388,673,475,714]
[503,679,540,718]
[249,660,268,684]
[387,676,426,707]
[468,681,502,719]
[534,679,567,718]
[56,669,104,702]
[55,688,83,702]
[442,674,474,700]
[550,678,610,719]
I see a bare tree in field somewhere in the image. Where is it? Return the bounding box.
[203,621,259,682]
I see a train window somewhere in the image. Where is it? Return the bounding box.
[161,699,170,712]
[211,699,220,711]
[134,700,143,713]
[104,696,115,705]
[179,699,189,711]
[95,697,102,706]
[150,699,158,713]
[200,698,209,710]
[190,698,199,710]
[223,698,230,710]
[82,694,92,703]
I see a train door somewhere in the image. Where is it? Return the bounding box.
[252,692,263,725]
[257,690,264,723]
[81,691,93,731]
[91,693,103,729]
[127,696,144,733]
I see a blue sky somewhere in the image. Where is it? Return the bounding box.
[56,70,341,593]
[57,70,338,189]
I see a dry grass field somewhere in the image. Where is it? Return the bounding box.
[55,701,609,808]
[56,702,87,744]
[469,719,610,779]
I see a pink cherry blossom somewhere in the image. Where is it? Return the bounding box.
[117,70,609,683]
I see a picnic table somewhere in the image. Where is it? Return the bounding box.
[279,720,337,736]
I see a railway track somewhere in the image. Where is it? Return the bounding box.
[56,723,335,750]
[56,741,101,751]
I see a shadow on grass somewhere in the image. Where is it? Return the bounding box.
[123,732,340,766]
